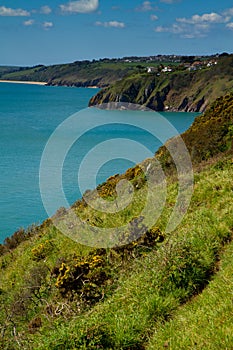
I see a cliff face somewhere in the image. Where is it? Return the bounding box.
[89,56,233,112]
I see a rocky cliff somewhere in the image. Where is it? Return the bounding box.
[89,55,233,112]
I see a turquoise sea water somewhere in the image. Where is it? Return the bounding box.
[0,83,197,242]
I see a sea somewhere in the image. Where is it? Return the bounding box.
[0,82,198,242]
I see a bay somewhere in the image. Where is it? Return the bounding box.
[0,83,197,242]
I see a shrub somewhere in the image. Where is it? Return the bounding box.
[31,240,54,261]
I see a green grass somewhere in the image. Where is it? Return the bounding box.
[30,159,233,350]
[147,240,233,350]
[1,157,232,349]
[1,67,41,79]
[0,61,165,87]
[0,93,233,349]
[0,66,22,76]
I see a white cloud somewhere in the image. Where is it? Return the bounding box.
[43,21,53,29]
[60,0,99,14]
[226,22,233,30]
[0,6,30,16]
[23,19,35,26]
[222,8,233,17]
[40,5,52,14]
[150,14,158,21]
[195,23,210,30]
[154,26,167,33]
[155,7,233,39]
[136,1,158,12]
[177,12,227,24]
[155,24,185,34]
[154,22,209,38]
[95,20,125,28]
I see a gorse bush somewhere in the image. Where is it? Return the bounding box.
[31,239,55,261]
[52,225,164,305]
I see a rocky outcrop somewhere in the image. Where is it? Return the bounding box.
[89,77,208,112]
[89,56,233,112]
[178,97,189,110]
[47,78,107,88]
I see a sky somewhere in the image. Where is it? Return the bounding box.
[0,0,233,66]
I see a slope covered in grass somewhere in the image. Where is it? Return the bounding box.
[0,61,159,88]
[31,159,233,349]
[0,92,233,349]
[0,156,232,349]
[147,240,233,349]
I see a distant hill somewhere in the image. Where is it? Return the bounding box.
[89,54,233,112]
[0,66,22,76]
[0,54,221,89]
[0,60,165,88]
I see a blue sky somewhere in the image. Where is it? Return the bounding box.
[0,0,233,66]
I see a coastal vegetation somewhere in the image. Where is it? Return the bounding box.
[0,59,168,88]
[89,54,233,112]
[1,53,233,113]
[0,90,232,348]
[0,61,135,88]
[0,53,222,90]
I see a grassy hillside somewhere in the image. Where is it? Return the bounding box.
[0,93,233,349]
[0,66,22,76]
[147,240,233,349]
[89,55,233,112]
[156,92,233,171]
[0,61,160,88]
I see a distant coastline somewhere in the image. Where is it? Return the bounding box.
[0,80,99,89]
[0,80,47,86]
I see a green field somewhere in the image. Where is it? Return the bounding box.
[0,61,163,87]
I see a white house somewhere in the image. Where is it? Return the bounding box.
[147,67,157,73]
[161,66,172,73]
